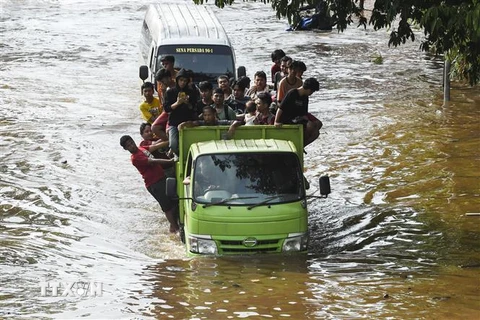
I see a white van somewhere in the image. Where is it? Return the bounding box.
[139,3,244,84]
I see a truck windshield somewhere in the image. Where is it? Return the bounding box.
[193,153,304,205]
[157,45,235,82]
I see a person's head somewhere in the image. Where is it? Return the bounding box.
[237,76,251,89]
[280,56,293,75]
[184,69,195,83]
[213,88,224,106]
[202,106,217,124]
[302,77,320,95]
[176,68,190,88]
[271,49,286,65]
[296,61,307,78]
[141,82,155,100]
[140,122,153,140]
[245,100,256,114]
[160,55,175,70]
[287,60,302,79]
[199,81,213,100]
[232,82,246,99]
[120,135,138,154]
[255,91,272,113]
[217,75,230,91]
[155,68,171,85]
[253,71,267,90]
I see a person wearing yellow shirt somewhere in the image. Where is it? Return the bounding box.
[139,82,162,124]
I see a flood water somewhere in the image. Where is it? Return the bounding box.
[1,0,479,319]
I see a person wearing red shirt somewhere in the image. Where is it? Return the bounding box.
[120,135,179,233]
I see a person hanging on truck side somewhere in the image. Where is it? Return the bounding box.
[163,69,199,156]
[119,135,179,233]
[139,82,162,125]
[139,123,175,177]
[139,123,169,159]
[286,60,321,139]
[274,77,322,147]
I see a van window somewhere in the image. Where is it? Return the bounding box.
[157,45,235,82]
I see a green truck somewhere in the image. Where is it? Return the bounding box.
[165,125,330,255]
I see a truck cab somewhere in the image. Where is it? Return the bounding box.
[167,125,329,255]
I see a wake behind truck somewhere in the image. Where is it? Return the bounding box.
[166,125,330,255]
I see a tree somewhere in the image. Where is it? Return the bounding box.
[194,0,480,86]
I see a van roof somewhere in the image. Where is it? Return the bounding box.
[145,3,232,46]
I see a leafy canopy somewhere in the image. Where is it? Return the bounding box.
[193,0,480,85]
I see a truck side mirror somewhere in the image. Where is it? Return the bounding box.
[139,65,149,82]
[319,176,331,197]
[237,66,246,78]
[166,177,177,198]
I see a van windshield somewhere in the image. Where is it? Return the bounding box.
[193,153,304,205]
[157,45,235,83]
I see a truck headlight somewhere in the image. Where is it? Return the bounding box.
[282,233,308,252]
[188,235,217,254]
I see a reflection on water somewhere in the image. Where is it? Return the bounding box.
[142,256,317,318]
[1,0,479,319]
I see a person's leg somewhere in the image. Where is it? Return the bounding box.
[164,206,180,233]
[151,112,168,141]
[305,114,322,146]
[168,126,179,155]
[305,121,320,146]
[152,125,168,141]
[147,180,179,233]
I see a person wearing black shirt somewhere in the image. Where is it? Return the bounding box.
[275,77,322,147]
[164,68,199,155]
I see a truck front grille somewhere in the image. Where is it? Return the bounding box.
[218,239,281,254]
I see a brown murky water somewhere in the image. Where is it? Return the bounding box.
[1,0,479,318]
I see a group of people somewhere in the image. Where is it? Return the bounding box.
[122,50,323,233]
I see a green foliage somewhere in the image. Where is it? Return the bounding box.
[194,0,480,85]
